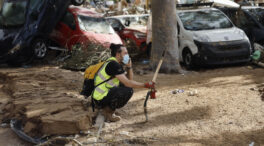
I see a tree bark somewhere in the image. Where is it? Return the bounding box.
[151,0,182,73]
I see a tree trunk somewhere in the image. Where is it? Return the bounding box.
[151,0,182,73]
[0,0,3,9]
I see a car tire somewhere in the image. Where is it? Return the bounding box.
[183,49,194,70]
[32,39,48,59]
[71,0,84,6]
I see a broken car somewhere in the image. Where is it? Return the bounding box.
[220,6,264,47]
[106,14,148,57]
[50,6,122,50]
[176,8,251,69]
[0,0,84,65]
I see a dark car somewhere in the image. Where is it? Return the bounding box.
[0,0,84,65]
[220,6,264,47]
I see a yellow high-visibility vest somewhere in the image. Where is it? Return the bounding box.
[92,57,120,100]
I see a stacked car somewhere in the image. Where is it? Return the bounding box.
[0,0,84,65]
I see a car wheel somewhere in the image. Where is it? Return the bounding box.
[71,0,84,6]
[183,49,194,70]
[32,39,48,59]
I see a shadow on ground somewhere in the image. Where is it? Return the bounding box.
[118,106,211,132]
[153,127,264,146]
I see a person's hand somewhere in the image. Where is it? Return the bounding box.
[144,81,155,89]
[126,59,132,68]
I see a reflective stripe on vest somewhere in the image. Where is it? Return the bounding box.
[92,57,120,100]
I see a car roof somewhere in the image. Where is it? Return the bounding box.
[69,6,103,17]
[177,7,219,12]
[106,14,149,19]
[242,6,264,9]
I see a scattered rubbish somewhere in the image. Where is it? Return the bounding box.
[10,119,47,144]
[188,90,198,96]
[72,139,83,146]
[135,69,147,75]
[249,141,255,146]
[250,87,258,91]
[0,123,9,128]
[61,43,111,71]
[22,65,32,69]
[86,137,97,143]
[74,134,80,139]
[80,130,91,135]
[172,89,184,94]
[142,60,150,64]
[119,131,130,137]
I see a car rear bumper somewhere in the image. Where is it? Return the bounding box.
[194,40,251,65]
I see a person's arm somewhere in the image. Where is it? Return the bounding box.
[116,74,144,88]
[126,59,133,80]
[127,67,133,80]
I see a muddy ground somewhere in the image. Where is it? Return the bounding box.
[0,64,263,146]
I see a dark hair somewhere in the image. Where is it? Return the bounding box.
[110,43,123,57]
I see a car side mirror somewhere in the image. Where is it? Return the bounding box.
[125,19,130,27]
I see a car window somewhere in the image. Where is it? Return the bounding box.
[178,10,233,31]
[246,8,264,26]
[78,15,115,34]
[108,19,123,29]
[230,10,258,29]
[62,11,76,30]
[119,16,148,27]
[29,0,44,11]
[0,0,27,26]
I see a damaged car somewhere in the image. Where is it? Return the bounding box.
[176,8,252,69]
[106,14,149,57]
[220,6,264,47]
[0,0,84,65]
[50,6,122,50]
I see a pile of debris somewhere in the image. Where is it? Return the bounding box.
[61,43,111,71]
[0,67,94,141]
[83,0,148,16]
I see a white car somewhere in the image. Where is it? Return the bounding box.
[176,8,252,68]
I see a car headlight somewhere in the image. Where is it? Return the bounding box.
[8,44,21,54]
[134,32,146,39]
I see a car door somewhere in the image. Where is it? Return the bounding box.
[52,10,76,48]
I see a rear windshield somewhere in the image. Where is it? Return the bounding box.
[78,15,115,34]
[245,8,264,26]
[178,10,233,31]
[0,0,27,26]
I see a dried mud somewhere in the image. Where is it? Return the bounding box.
[0,65,263,146]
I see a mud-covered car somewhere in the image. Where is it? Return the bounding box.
[0,0,84,65]
[176,8,251,68]
[220,6,264,47]
[50,6,122,50]
[106,14,149,57]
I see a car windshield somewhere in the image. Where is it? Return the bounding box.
[78,15,115,34]
[178,10,233,31]
[0,0,27,26]
[246,8,264,26]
